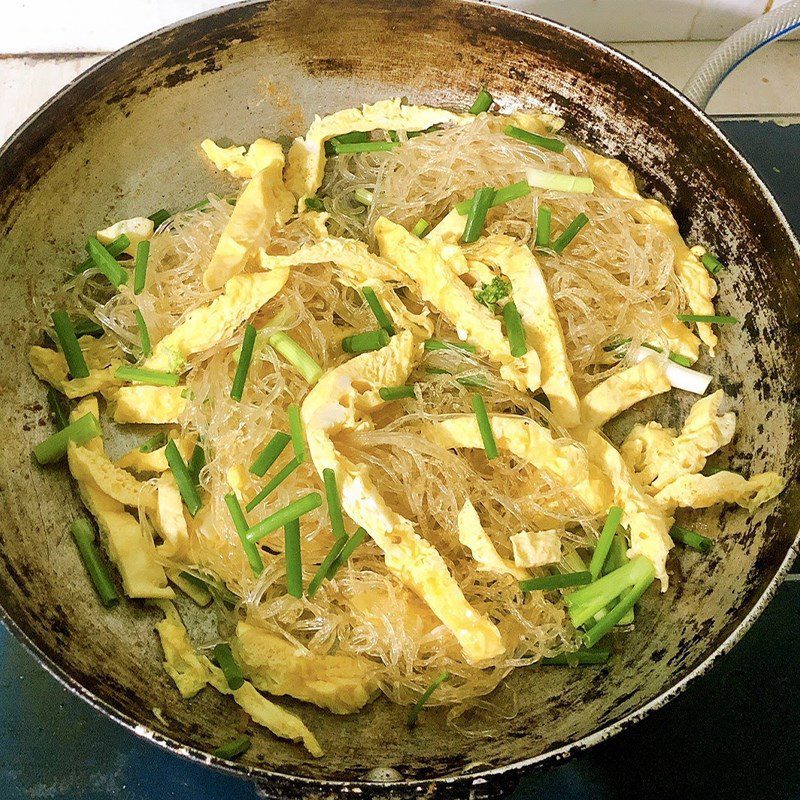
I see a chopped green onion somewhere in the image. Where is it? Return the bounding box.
[170,571,212,606]
[424,339,476,353]
[139,432,167,453]
[502,300,527,357]
[287,403,306,463]
[551,213,590,254]
[33,412,101,464]
[247,493,323,544]
[519,571,592,592]
[670,523,713,553]
[540,648,610,666]
[212,735,251,760]
[179,571,239,607]
[230,324,257,402]
[76,234,130,274]
[85,236,129,286]
[676,314,738,325]
[327,527,368,578]
[213,643,244,690]
[504,125,565,153]
[115,365,180,387]
[471,393,498,460]
[603,531,628,575]
[362,287,395,336]
[702,463,738,477]
[589,506,623,580]
[47,386,69,430]
[536,205,552,247]
[332,140,399,154]
[70,518,119,607]
[284,518,303,598]
[72,317,104,338]
[583,566,654,647]
[306,536,348,598]
[411,219,430,238]
[165,439,201,516]
[51,311,89,379]
[268,331,323,383]
[250,432,291,477]
[324,131,369,155]
[461,187,496,244]
[425,367,487,389]
[353,188,374,205]
[379,385,416,401]
[468,88,493,114]
[701,252,724,274]
[304,196,325,212]
[133,240,150,295]
[186,198,211,211]
[187,442,205,487]
[134,309,151,358]
[148,209,171,227]
[527,168,595,194]
[640,341,693,368]
[341,329,390,354]
[407,671,451,727]
[323,467,347,541]
[245,457,300,512]
[455,181,531,215]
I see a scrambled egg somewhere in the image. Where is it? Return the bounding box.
[113,385,187,424]
[234,621,379,714]
[468,235,580,427]
[375,216,541,392]
[201,138,285,180]
[654,470,786,513]
[115,435,192,473]
[97,217,154,256]
[301,331,505,664]
[154,472,189,558]
[203,143,295,290]
[144,269,290,373]
[510,530,562,569]
[285,98,472,203]
[28,336,123,398]
[457,499,528,580]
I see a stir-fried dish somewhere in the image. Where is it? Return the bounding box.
[28,93,786,759]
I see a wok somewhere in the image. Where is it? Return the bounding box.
[0,1,798,798]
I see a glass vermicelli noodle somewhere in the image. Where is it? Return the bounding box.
[27,95,786,757]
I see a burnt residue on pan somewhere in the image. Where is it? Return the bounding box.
[0,1,797,798]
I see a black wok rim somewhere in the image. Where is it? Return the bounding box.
[1,0,798,793]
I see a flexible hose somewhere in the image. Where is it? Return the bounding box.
[683,0,800,110]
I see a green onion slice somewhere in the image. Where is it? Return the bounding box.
[670,523,713,553]
[519,571,592,592]
[536,205,552,248]
[353,188,374,205]
[306,536,348,598]
[133,240,150,295]
[139,432,167,453]
[187,442,205,488]
[327,527,368,579]
[212,735,251,760]
[411,219,430,238]
[407,671,451,727]
[455,181,530,215]
[250,432,291,477]
[230,323,257,402]
[379,385,416,401]
[51,310,90,379]
[85,236,129,286]
[47,386,69,430]
[504,125,565,153]
[115,365,180,386]
[148,209,171,228]
[468,88,493,114]
[332,140,399,154]
[245,457,301,512]
[701,252,724,274]
[540,648,610,666]
[247,493,322,544]
[341,329,390,354]
[423,339,476,353]
[589,506,623,580]
[165,439,202,516]
[304,196,325,212]
[33,412,101,464]
[502,300,527,357]
[284,518,303,598]
[213,642,245,690]
[461,187,496,244]
[471,393,498,459]
[76,234,130,274]
[287,403,306,463]
[268,331,323,383]
[323,467,347,541]
[676,313,738,325]
[70,518,119,607]
[551,213,589,254]
[134,309,151,358]
[362,287,395,336]
[527,168,594,194]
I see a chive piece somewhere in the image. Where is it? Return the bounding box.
[72,317,104,338]
[519,571,592,592]
[379,385,416,401]
[327,527,368,578]
[115,365,180,386]
[33,413,101,464]
[178,571,238,606]
[423,339,476,353]
[455,180,531,215]
[306,536,348,598]
[230,324,257,402]
[669,352,693,368]
[551,213,589,254]
[213,735,251,760]
[411,219,430,238]
[70,518,119,607]
[504,125,565,153]
[583,568,654,647]
[354,188,374,205]
[139,432,167,453]
[407,671,451,727]
[245,458,301,512]
[287,403,306,463]
[47,386,69,430]
[676,313,738,325]
[640,341,695,368]
[468,88,493,114]
[76,234,130,274]
[670,523,713,553]
[186,198,211,211]
[540,648,610,666]
[268,331,323,383]
[362,287,396,336]
[213,643,244,690]
[165,439,201,516]
[250,432,291,477]
[304,196,325,212]
[471,393,498,459]
[701,252,724,274]
[341,329,390,354]
[527,169,595,194]
[425,367,487,389]
[133,240,150,295]
[170,571,212,606]
[187,443,206,487]
[247,493,322,544]
[148,209,171,228]
[502,300,527,357]
[134,309,151,358]
[51,311,90,379]
[603,531,629,575]
[589,506,623,580]
[324,131,370,155]
[323,467,347,541]
[461,187,496,244]
[85,236,129,286]
[536,205,552,247]
[702,463,739,477]
[284,518,303,598]
[332,140,399,154]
